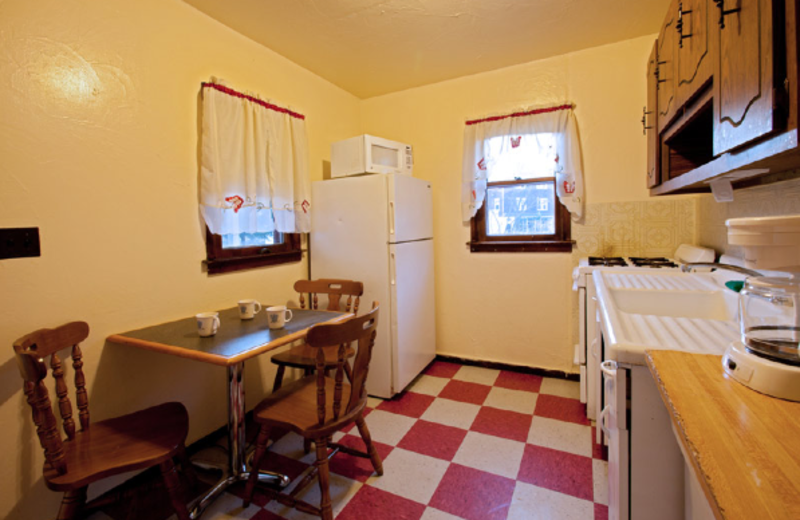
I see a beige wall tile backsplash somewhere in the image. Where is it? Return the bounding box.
[572,198,696,262]
[697,176,800,258]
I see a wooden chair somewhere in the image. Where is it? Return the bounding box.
[244,304,383,520]
[13,322,194,520]
[270,279,364,392]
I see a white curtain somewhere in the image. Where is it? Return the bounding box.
[461,106,584,222]
[200,82,311,235]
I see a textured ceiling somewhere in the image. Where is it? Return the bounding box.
[183,0,669,99]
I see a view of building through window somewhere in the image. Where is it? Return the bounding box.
[485,133,557,236]
[486,182,555,236]
[221,230,278,248]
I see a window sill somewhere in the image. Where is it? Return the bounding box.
[204,250,302,274]
[468,240,575,253]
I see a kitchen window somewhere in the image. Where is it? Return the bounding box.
[205,228,301,275]
[462,104,584,253]
[199,80,310,274]
[469,133,571,252]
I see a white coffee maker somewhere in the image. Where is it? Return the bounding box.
[722,215,800,401]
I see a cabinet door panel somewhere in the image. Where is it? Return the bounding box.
[647,41,660,188]
[713,0,775,154]
[677,0,712,106]
[658,0,680,132]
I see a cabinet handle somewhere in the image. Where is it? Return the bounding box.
[676,2,693,48]
[713,0,740,29]
[641,106,654,135]
[655,62,668,88]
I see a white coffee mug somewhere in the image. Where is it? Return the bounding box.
[238,299,262,320]
[266,306,293,330]
[196,312,220,337]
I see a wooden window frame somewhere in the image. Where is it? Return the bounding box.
[204,228,302,274]
[469,177,574,253]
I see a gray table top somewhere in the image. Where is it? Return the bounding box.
[107,307,349,366]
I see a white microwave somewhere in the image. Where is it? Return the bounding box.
[331,134,413,178]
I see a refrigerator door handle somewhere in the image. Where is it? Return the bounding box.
[389,201,395,237]
[390,252,397,286]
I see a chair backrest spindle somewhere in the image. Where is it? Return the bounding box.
[50,352,76,439]
[72,344,90,430]
[332,343,346,421]
[315,347,326,425]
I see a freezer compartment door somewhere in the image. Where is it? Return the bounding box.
[388,175,433,243]
[390,239,436,392]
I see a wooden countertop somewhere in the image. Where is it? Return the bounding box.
[645,351,800,520]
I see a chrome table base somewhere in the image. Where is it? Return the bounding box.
[189,362,290,519]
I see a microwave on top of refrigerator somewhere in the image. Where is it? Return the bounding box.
[331,134,413,178]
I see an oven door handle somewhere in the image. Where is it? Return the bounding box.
[600,360,618,379]
[599,405,611,436]
[601,360,618,404]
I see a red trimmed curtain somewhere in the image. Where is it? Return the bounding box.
[461,105,584,222]
[200,80,311,235]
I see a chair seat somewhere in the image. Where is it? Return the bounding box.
[253,376,362,437]
[43,402,189,491]
[271,343,356,369]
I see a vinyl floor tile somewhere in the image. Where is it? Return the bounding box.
[365,447,451,504]
[91,361,608,520]
[507,481,595,520]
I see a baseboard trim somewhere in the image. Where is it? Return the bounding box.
[434,354,579,381]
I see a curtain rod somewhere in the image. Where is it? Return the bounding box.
[201,82,305,120]
[465,103,573,126]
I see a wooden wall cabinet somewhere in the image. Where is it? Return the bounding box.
[657,0,680,132]
[713,0,779,154]
[676,0,712,107]
[647,42,660,188]
[647,0,800,195]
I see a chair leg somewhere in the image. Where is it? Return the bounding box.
[56,487,87,520]
[273,365,286,392]
[355,413,383,476]
[176,444,198,493]
[160,458,190,520]
[315,437,333,520]
[244,425,271,507]
[344,362,353,383]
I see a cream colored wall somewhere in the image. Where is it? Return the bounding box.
[0,0,361,517]
[360,35,660,370]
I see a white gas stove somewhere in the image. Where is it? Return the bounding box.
[572,244,715,420]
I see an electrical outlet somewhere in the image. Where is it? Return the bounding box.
[0,228,41,259]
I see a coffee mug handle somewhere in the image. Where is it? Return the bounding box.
[284,309,293,323]
[213,316,220,332]
[254,302,262,314]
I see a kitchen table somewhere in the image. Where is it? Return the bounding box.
[107,306,350,519]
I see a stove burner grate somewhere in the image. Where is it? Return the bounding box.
[628,257,679,268]
[588,257,627,267]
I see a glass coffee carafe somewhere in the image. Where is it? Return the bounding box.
[740,276,800,365]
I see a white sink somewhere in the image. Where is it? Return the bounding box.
[609,288,738,321]
[594,270,741,365]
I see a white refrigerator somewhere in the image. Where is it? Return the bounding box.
[310,174,436,398]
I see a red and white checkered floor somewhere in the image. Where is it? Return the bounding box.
[96,360,609,520]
